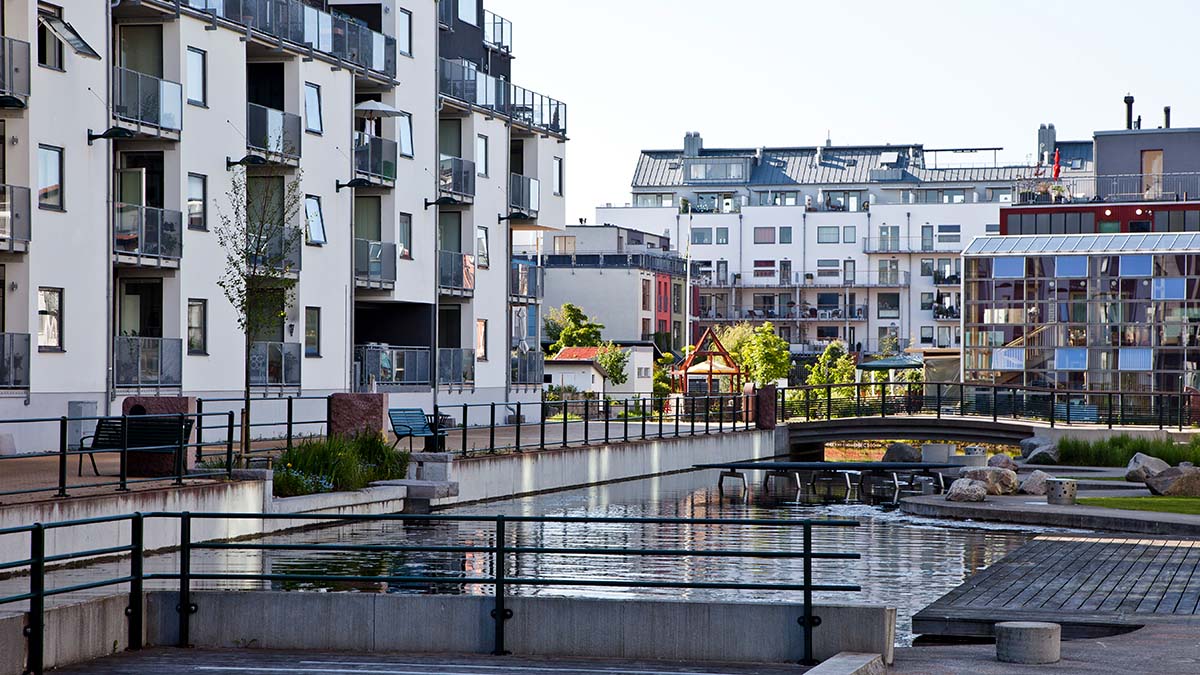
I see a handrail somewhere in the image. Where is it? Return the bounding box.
[0,183,31,249]
[439,156,476,197]
[438,58,567,137]
[246,102,301,159]
[113,202,183,259]
[354,238,397,284]
[249,341,301,387]
[354,344,430,389]
[113,336,183,388]
[112,66,182,132]
[353,132,397,182]
[438,250,476,291]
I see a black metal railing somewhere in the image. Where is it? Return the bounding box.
[439,250,476,292]
[438,58,567,136]
[509,173,540,215]
[511,351,544,386]
[439,156,476,198]
[530,251,690,276]
[438,347,476,386]
[249,341,301,387]
[862,236,962,254]
[509,261,541,299]
[483,10,513,52]
[112,66,183,132]
[1013,172,1200,205]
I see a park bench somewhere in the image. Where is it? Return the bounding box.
[388,408,447,452]
[79,416,195,478]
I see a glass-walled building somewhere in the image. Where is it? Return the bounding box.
[962,233,1200,393]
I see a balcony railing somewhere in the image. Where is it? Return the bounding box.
[355,344,430,390]
[354,239,397,286]
[112,66,182,132]
[114,336,183,388]
[510,261,542,300]
[437,0,453,26]
[246,103,301,160]
[512,351,544,386]
[113,203,183,261]
[439,156,476,198]
[439,348,476,386]
[483,10,513,52]
[863,236,962,254]
[792,338,911,355]
[354,131,397,183]
[0,333,30,389]
[509,173,540,215]
[701,271,911,288]
[697,305,869,322]
[439,58,567,136]
[0,184,31,252]
[439,250,476,292]
[249,341,301,387]
[532,251,690,276]
[934,305,962,320]
[0,37,30,104]
[1013,172,1200,205]
[933,271,961,285]
[184,0,396,78]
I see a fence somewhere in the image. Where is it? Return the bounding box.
[0,511,860,673]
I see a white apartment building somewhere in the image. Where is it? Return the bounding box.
[0,0,565,449]
[596,130,1092,364]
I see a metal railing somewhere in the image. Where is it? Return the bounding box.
[1,510,858,674]
[114,337,183,388]
[933,305,962,320]
[0,184,31,251]
[112,66,183,132]
[509,173,540,215]
[354,344,430,390]
[483,10,513,52]
[354,239,397,285]
[439,58,567,136]
[246,102,301,159]
[0,332,30,388]
[510,261,542,299]
[511,351,544,386]
[530,251,690,276]
[249,341,301,387]
[439,156,476,198]
[697,305,869,322]
[1013,172,1200,205]
[862,236,963,254]
[113,203,184,260]
[184,0,396,78]
[439,250,476,292]
[0,36,30,101]
[438,347,476,386]
[932,271,961,285]
[353,131,397,182]
[250,227,302,273]
[702,271,911,288]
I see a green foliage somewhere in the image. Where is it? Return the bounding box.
[740,322,792,385]
[714,322,756,369]
[877,333,900,357]
[543,305,566,345]
[652,353,675,398]
[273,430,409,497]
[543,384,579,402]
[547,303,605,355]
[804,341,857,393]
[595,342,629,386]
[545,412,583,422]
[1054,434,1200,467]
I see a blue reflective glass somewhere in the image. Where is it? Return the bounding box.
[993,347,1025,370]
[993,257,1025,278]
[1118,348,1153,371]
[1119,254,1152,277]
[1054,348,1087,371]
[1055,256,1087,278]
[1152,278,1185,300]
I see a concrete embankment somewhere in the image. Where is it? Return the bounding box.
[900,493,1200,536]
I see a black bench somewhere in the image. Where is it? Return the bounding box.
[388,408,446,452]
[79,416,196,478]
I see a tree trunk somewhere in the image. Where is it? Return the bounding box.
[241,329,252,467]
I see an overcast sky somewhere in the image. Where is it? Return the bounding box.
[487,0,1200,223]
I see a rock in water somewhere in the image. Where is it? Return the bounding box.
[1146,466,1200,496]
[1019,470,1055,496]
[1026,445,1060,465]
[882,442,920,463]
[988,454,1020,471]
[946,478,988,502]
[1125,452,1171,483]
[958,467,1019,495]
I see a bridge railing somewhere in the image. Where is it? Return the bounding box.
[778,381,1199,431]
[1,511,860,673]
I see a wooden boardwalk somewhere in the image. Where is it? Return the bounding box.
[913,535,1200,638]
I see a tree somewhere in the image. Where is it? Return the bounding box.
[215,165,305,462]
[652,353,675,399]
[714,322,755,369]
[804,340,858,394]
[740,322,792,386]
[547,303,605,355]
[543,305,566,345]
[594,342,629,390]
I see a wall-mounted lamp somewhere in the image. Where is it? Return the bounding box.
[87,126,136,145]
[424,196,459,210]
[6,280,16,292]
[498,211,533,223]
[335,177,372,193]
[226,154,269,170]
[287,322,296,337]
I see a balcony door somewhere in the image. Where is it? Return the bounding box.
[842,259,856,285]
[715,259,728,285]
[779,259,792,284]
[439,119,462,159]
[115,167,146,255]
[1141,149,1163,198]
[118,25,163,78]
[879,225,900,252]
[117,279,163,339]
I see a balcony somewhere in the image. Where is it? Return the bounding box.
[354,239,397,289]
[439,156,476,201]
[862,235,962,254]
[702,270,910,289]
[535,251,689,276]
[183,0,396,78]
[0,333,30,389]
[439,58,567,136]
[113,203,183,266]
[933,271,961,286]
[0,185,31,253]
[510,261,542,301]
[512,351,544,386]
[437,0,454,27]
[249,341,301,387]
[246,103,301,162]
[114,336,182,389]
[439,250,476,295]
[507,173,540,218]
[355,344,430,391]
[934,305,962,321]
[438,348,476,386]
[250,227,303,275]
[112,67,182,138]
[483,11,513,52]
[1013,172,1200,205]
[696,305,869,322]
[353,132,397,186]
[0,37,31,108]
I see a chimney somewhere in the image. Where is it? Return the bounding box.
[1037,123,1057,165]
[1136,115,1142,130]
[1165,106,1172,129]
[683,132,703,157]
[1124,94,1135,130]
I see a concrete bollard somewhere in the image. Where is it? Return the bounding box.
[996,621,1061,664]
[1046,478,1077,506]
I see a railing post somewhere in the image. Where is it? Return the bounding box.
[799,522,817,666]
[623,398,630,442]
[539,400,546,451]
[1065,394,1071,426]
[118,413,130,492]
[325,395,333,438]
[1108,392,1114,429]
[992,386,999,423]
[195,398,205,463]
[881,384,887,418]
[57,416,69,498]
[562,399,569,448]
[856,383,861,417]
[582,399,590,446]
[491,515,511,655]
[826,385,832,421]
[489,402,497,454]
[128,513,144,650]
[604,399,611,444]
[675,396,681,438]
[1049,392,1056,428]
[1158,393,1164,430]
[286,396,294,451]
[177,512,194,648]
[936,383,942,420]
[225,412,235,477]
[514,401,522,452]
[718,395,725,433]
[462,404,470,456]
[175,413,186,486]
[659,397,665,438]
[641,398,647,439]
[26,523,45,675]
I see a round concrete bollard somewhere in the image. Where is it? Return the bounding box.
[996,621,1061,664]
[1046,478,1078,506]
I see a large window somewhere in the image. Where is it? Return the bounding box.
[398,212,412,259]
[553,157,564,195]
[476,319,488,360]
[691,228,712,245]
[1056,255,1087,277]
[920,259,934,277]
[992,347,1025,371]
[37,5,97,70]
[187,173,207,230]
[877,293,900,319]
[37,145,64,210]
[1119,254,1152,277]
[753,227,775,244]
[187,299,207,355]
[304,195,327,245]
[476,134,488,176]
[396,8,412,56]
[843,226,856,243]
[1119,348,1152,371]
[186,47,206,106]
[398,112,414,157]
[715,227,728,245]
[458,0,478,25]
[993,256,1024,278]
[1153,277,1185,300]
[476,226,489,268]
[304,307,320,357]
[303,82,323,134]
[37,287,63,351]
[779,227,792,244]
[1054,347,1086,371]
[816,226,838,244]
[920,326,934,345]
[920,292,934,310]
[641,279,651,310]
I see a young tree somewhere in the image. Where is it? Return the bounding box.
[543,305,566,346]
[215,166,305,461]
[652,352,675,399]
[548,303,605,355]
[740,322,792,386]
[804,340,858,393]
[594,341,629,391]
[714,322,755,369]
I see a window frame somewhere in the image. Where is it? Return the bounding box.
[779,226,792,244]
[398,112,414,158]
[36,5,64,71]
[753,227,776,244]
[186,46,207,107]
[476,318,488,360]
[304,306,321,358]
[37,287,63,352]
[396,7,413,57]
[398,212,413,260]
[303,82,323,134]
[304,194,327,245]
[476,225,490,268]
[843,226,856,244]
[690,228,712,245]
[476,134,488,177]
[459,0,478,25]
[714,227,728,245]
[37,144,65,211]
[552,157,564,196]
[816,226,838,244]
[187,298,208,355]
[187,173,207,231]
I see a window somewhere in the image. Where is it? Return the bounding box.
[753,260,776,278]
[304,307,320,357]
[877,293,900,319]
[37,145,64,210]
[187,299,207,355]
[817,326,839,340]
[553,157,564,195]
[634,193,674,208]
[398,212,412,259]
[691,228,712,245]
[993,257,1024,278]
[476,226,489,268]
[921,292,934,310]
[398,112,414,157]
[987,187,1012,203]
[920,326,934,345]
[475,134,488,176]
[1153,278,1185,300]
[672,284,682,313]
[920,259,934,277]
[715,227,728,245]
[986,223,1001,234]
[937,224,961,243]
[779,227,792,244]
[816,226,838,244]
[1056,256,1087,277]
[754,227,775,244]
[992,347,1025,371]
[1119,348,1152,371]
[37,288,63,351]
[816,259,840,277]
[303,83,322,133]
[396,8,413,56]
[187,173,207,230]
[843,226,856,244]
[38,5,64,70]
[476,319,488,360]
[641,279,651,310]
[1054,347,1086,371]
[184,47,207,106]
[1120,254,1152,277]
[304,195,327,245]
[459,0,478,25]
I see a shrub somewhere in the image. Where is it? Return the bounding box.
[1055,434,1200,467]
[273,430,410,497]
[273,466,333,497]
[352,429,409,483]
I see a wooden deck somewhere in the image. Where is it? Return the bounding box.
[913,535,1200,638]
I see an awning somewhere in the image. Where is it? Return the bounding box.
[857,355,924,371]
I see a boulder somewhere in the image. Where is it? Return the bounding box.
[1026,444,1060,465]
[882,442,920,463]
[1181,462,1195,468]
[1019,437,1051,459]
[945,478,988,502]
[958,467,1019,495]
[1146,466,1200,496]
[1125,452,1171,483]
[988,454,1020,471]
[1019,470,1055,496]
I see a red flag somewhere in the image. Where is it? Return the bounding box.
[1052,148,1061,180]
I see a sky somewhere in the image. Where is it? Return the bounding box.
[486,0,1200,224]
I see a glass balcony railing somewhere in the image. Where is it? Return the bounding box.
[439,58,567,136]
[249,340,301,387]
[510,261,542,299]
[113,203,183,260]
[933,271,962,285]
[114,336,183,388]
[438,348,476,386]
[1013,173,1200,205]
[0,37,30,103]
[439,250,476,292]
[509,173,540,215]
[355,344,430,390]
[439,156,476,198]
[0,184,31,252]
[533,251,690,276]
[483,10,513,52]
[353,131,397,182]
[185,0,396,78]
[112,67,183,132]
[437,0,454,27]
[250,227,303,273]
[246,102,301,159]
[0,333,30,389]
[354,238,397,285]
[512,351,544,386]
[862,236,962,254]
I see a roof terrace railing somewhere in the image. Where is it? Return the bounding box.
[1013,172,1200,205]
[438,58,567,136]
[483,10,513,52]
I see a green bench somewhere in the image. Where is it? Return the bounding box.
[388,408,447,452]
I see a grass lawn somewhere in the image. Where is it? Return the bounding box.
[1076,496,1200,516]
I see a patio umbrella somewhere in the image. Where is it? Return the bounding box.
[856,355,924,371]
[354,100,403,119]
